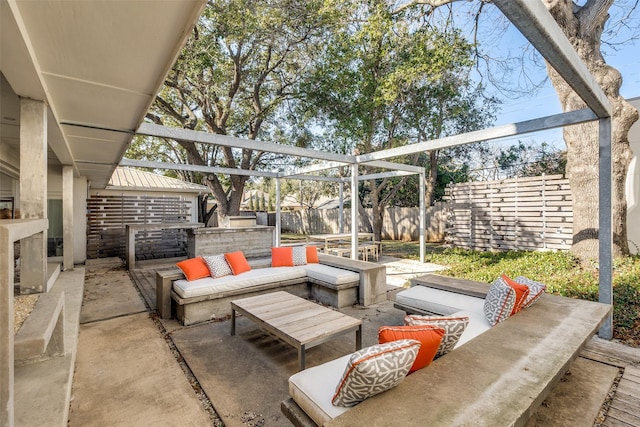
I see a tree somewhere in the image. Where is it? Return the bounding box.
[146,0,337,223]
[394,0,639,261]
[496,141,566,179]
[303,0,496,240]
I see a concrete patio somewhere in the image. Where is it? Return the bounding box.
[46,256,638,426]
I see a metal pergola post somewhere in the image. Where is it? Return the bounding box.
[275,177,281,247]
[599,118,613,339]
[419,171,426,264]
[351,164,359,260]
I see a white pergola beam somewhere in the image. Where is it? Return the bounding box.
[119,158,278,178]
[137,122,355,164]
[355,109,597,163]
[362,160,424,173]
[494,0,611,118]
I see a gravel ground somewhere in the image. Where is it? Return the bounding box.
[14,295,39,334]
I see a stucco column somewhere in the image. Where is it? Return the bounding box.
[19,98,48,293]
[0,228,15,427]
[62,165,74,271]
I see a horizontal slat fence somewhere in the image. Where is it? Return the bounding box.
[87,195,191,259]
[279,203,447,242]
[444,174,573,251]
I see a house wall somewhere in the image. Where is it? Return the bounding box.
[626,97,640,254]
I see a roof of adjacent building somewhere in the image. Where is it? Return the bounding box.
[106,167,209,193]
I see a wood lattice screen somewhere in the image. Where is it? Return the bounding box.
[444,174,573,251]
[87,194,191,259]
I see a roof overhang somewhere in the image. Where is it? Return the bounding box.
[1,0,207,188]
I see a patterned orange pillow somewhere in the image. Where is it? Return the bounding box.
[271,247,294,267]
[224,251,252,275]
[501,274,531,315]
[305,246,319,263]
[176,257,210,281]
[378,325,444,373]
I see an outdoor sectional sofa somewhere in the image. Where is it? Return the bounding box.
[156,249,387,326]
[282,273,612,427]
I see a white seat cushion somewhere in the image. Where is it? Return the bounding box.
[395,285,485,315]
[450,310,492,347]
[304,264,360,286]
[289,355,352,426]
[173,266,307,298]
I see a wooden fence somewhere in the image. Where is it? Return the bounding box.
[279,203,447,242]
[87,195,192,259]
[444,174,573,251]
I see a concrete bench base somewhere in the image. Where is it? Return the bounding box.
[14,291,65,365]
[157,255,386,326]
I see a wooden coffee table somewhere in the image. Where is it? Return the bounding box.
[230,291,362,371]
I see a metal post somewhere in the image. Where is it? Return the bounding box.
[338,182,344,233]
[351,165,358,260]
[275,178,281,247]
[598,118,613,339]
[419,172,426,263]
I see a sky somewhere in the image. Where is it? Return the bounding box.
[467,3,640,152]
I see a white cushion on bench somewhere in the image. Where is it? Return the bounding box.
[449,310,492,347]
[395,285,485,315]
[289,354,352,426]
[173,266,308,298]
[304,264,360,286]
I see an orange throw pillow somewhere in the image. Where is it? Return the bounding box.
[272,247,294,267]
[306,246,319,263]
[378,325,444,374]
[224,251,252,275]
[501,274,530,315]
[176,257,210,281]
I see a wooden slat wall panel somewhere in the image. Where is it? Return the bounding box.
[444,174,573,251]
[86,195,192,259]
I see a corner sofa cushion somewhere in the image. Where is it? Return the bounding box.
[272,247,294,267]
[332,339,421,407]
[289,354,352,426]
[225,251,252,275]
[515,276,547,308]
[378,326,444,373]
[304,264,360,286]
[395,285,485,316]
[404,315,470,358]
[483,277,516,326]
[202,254,232,278]
[172,266,307,299]
[176,257,210,281]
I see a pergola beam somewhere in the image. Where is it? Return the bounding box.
[137,122,356,164]
[355,108,598,163]
[120,158,278,178]
[494,0,611,118]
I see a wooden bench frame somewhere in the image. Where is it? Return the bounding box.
[282,274,611,427]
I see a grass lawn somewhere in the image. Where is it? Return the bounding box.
[382,240,640,347]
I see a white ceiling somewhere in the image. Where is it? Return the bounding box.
[0,0,206,188]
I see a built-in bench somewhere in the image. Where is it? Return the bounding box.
[156,253,387,326]
[282,274,611,426]
[14,291,65,365]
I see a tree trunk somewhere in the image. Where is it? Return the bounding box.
[544,0,638,261]
[426,150,438,207]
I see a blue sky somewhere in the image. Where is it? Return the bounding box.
[469,4,640,151]
[457,1,640,150]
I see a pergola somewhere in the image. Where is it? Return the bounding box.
[120,0,613,341]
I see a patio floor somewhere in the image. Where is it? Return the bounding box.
[66,256,640,427]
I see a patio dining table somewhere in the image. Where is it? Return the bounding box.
[307,232,375,255]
